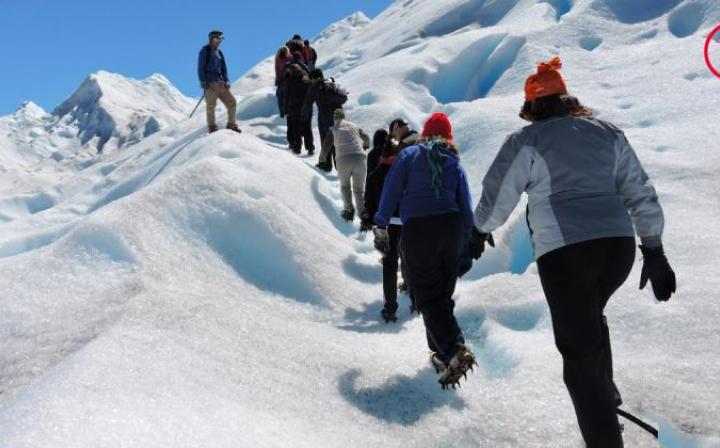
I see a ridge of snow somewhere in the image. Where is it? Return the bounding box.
[1,0,720,446]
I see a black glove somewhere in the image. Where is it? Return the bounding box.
[639,245,676,301]
[468,228,495,260]
[373,227,389,254]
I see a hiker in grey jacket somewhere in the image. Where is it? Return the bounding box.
[321,109,370,221]
[471,57,676,448]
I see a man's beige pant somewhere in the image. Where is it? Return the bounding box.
[205,82,237,128]
[336,154,367,215]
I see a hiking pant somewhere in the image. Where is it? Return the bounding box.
[287,113,314,152]
[537,237,635,448]
[399,245,414,302]
[276,85,285,117]
[383,225,403,312]
[318,109,335,166]
[336,154,366,214]
[402,212,465,362]
[205,82,237,129]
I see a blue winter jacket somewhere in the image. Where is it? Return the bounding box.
[374,143,474,237]
[198,46,228,83]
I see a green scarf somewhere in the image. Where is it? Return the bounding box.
[424,139,446,199]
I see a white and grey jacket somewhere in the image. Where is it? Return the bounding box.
[319,120,370,163]
[474,116,664,259]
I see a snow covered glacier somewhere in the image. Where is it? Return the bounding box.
[1,0,720,446]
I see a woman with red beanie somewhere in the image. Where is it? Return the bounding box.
[471,57,676,447]
[374,112,477,389]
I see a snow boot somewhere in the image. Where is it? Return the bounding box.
[381,307,397,323]
[341,209,354,222]
[438,345,477,390]
[430,352,447,374]
[316,161,332,172]
[226,123,242,133]
[208,125,219,133]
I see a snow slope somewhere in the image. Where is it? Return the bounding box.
[1,0,720,446]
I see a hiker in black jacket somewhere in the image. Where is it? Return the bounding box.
[284,64,314,154]
[366,129,388,177]
[302,69,346,171]
[388,118,419,151]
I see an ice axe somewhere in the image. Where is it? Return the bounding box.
[617,409,659,439]
[189,93,205,118]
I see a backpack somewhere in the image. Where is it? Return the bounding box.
[320,77,349,106]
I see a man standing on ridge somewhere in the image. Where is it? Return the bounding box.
[198,30,241,134]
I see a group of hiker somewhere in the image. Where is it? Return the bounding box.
[273,34,343,156]
[198,29,678,447]
[307,56,677,448]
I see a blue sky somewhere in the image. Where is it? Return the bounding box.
[0,0,393,115]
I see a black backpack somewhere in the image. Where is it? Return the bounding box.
[320,77,349,106]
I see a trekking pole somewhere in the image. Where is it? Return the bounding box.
[189,93,205,118]
[617,409,659,439]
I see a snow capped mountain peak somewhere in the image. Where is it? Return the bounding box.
[50,71,194,152]
[12,101,48,123]
[2,1,720,446]
[345,11,371,26]
[313,11,371,48]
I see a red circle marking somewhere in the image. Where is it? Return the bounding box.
[704,24,720,79]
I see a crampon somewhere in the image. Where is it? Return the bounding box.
[438,345,477,390]
[429,352,447,374]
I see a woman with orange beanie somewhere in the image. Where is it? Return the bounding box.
[471,57,676,447]
[374,112,477,389]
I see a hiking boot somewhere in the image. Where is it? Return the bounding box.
[430,352,447,374]
[226,123,242,133]
[341,209,354,222]
[316,161,331,172]
[381,307,397,323]
[359,220,373,233]
[438,345,477,390]
[307,149,315,156]
[208,125,219,133]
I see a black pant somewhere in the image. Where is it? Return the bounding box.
[287,113,314,152]
[402,213,465,362]
[537,237,635,448]
[382,225,402,312]
[318,109,335,165]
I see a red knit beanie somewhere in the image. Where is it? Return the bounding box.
[524,56,568,101]
[422,112,453,140]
